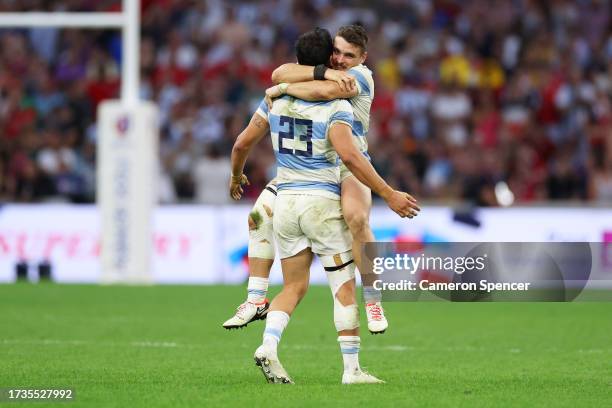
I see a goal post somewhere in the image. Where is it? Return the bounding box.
[0,0,158,284]
[97,100,157,284]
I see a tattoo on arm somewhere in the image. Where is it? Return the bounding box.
[253,116,266,129]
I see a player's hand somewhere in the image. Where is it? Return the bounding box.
[382,189,420,219]
[265,85,282,110]
[324,69,356,92]
[229,174,250,200]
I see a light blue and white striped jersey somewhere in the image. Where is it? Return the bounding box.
[347,64,374,157]
[255,95,354,200]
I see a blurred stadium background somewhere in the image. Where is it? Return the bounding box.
[0,0,610,284]
[1,1,611,405]
[0,0,610,205]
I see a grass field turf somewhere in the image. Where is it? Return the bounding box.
[1,284,610,407]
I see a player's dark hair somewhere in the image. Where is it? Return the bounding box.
[295,27,333,66]
[336,24,368,54]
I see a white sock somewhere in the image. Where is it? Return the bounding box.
[247,277,269,304]
[363,286,382,304]
[262,311,290,357]
[338,335,361,374]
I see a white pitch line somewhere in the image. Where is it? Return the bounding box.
[131,341,178,348]
[2,339,610,354]
[2,339,88,346]
[372,345,412,351]
[0,339,414,352]
[1,339,187,349]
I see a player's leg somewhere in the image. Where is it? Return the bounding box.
[255,248,312,384]
[267,248,312,314]
[305,196,383,384]
[246,184,278,304]
[223,184,277,329]
[254,194,312,384]
[341,172,388,334]
[320,251,382,384]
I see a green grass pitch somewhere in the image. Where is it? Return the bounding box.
[1,284,610,407]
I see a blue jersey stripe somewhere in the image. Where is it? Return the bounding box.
[348,68,371,96]
[258,98,269,115]
[278,181,340,195]
[276,152,336,170]
[352,120,364,137]
[330,111,353,124]
[311,121,327,139]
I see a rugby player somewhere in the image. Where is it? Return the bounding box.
[223,25,398,334]
[229,28,419,384]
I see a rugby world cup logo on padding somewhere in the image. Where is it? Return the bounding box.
[116,115,130,137]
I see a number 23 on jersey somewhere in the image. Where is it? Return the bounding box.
[278,115,313,157]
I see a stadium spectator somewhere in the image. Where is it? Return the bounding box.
[0,0,609,206]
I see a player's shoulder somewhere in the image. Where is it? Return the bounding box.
[333,98,353,112]
[328,99,354,123]
[327,97,353,113]
[347,64,374,97]
[269,95,294,114]
[255,97,270,118]
[348,64,373,79]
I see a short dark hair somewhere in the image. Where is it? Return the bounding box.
[336,24,368,54]
[295,27,333,66]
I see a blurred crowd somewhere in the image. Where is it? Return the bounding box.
[0,0,610,205]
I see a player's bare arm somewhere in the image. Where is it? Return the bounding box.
[271,63,356,92]
[271,63,313,84]
[229,114,269,200]
[329,123,420,219]
[265,80,357,109]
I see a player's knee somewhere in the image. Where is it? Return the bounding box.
[248,207,275,259]
[335,279,356,306]
[344,211,370,237]
[321,253,359,331]
[284,281,308,301]
[249,208,268,231]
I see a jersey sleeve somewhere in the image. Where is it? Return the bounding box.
[348,65,374,98]
[329,99,354,129]
[254,97,269,119]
